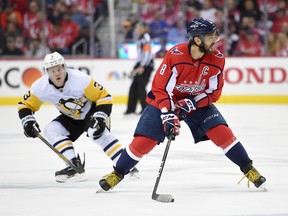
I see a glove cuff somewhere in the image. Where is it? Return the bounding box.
[21,115,36,126]
[93,111,108,120]
[160,111,178,124]
[186,96,198,109]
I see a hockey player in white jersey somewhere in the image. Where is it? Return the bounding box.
[18,52,138,183]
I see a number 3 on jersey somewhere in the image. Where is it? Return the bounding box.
[23,91,31,101]
[159,64,167,75]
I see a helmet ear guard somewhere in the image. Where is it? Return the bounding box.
[43,52,66,73]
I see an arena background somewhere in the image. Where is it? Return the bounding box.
[0,57,287,105]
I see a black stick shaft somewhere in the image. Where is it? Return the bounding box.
[152,134,173,197]
[35,131,84,174]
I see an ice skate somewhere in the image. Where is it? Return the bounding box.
[238,161,266,189]
[129,167,140,180]
[55,156,87,183]
[99,170,124,191]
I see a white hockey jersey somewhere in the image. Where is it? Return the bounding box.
[18,68,112,120]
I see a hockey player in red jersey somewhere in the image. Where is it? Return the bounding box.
[98,18,266,191]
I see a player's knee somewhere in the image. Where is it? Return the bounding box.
[44,121,70,144]
[129,135,158,158]
[44,122,59,143]
[206,125,236,149]
[87,127,108,142]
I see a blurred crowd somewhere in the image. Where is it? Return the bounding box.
[1,0,288,57]
[0,0,106,57]
[122,0,288,57]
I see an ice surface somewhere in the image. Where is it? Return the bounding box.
[0,104,288,216]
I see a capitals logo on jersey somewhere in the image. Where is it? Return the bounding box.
[175,80,206,94]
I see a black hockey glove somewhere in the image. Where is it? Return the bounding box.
[160,111,180,140]
[175,96,198,120]
[21,115,40,138]
[89,111,108,139]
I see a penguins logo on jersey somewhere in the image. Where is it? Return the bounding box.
[58,97,88,118]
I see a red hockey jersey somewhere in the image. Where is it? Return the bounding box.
[147,42,225,111]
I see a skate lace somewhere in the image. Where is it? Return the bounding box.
[237,168,261,188]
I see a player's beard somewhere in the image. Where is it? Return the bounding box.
[198,41,214,54]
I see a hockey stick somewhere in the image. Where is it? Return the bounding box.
[33,127,85,174]
[151,133,174,203]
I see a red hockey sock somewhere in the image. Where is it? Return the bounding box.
[129,136,158,158]
[206,125,236,149]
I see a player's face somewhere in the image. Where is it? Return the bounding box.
[47,65,66,87]
[203,32,220,53]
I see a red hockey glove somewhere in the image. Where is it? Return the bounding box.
[160,111,180,140]
[175,97,198,120]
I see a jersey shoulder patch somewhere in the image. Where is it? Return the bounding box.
[170,47,183,55]
[169,43,188,56]
[213,49,225,58]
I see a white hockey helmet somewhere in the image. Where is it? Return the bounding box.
[43,52,66,73]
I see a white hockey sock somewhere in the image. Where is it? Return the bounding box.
[92,129,123,164]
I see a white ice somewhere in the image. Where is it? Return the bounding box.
[0,104,288,216]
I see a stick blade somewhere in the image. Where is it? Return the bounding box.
[152,193,174,203]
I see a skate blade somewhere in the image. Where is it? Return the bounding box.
[56,173,87,183]
[128,167,140,180]
[129,172,140,180]
[259,183,267,192]
[96,188,106,193]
